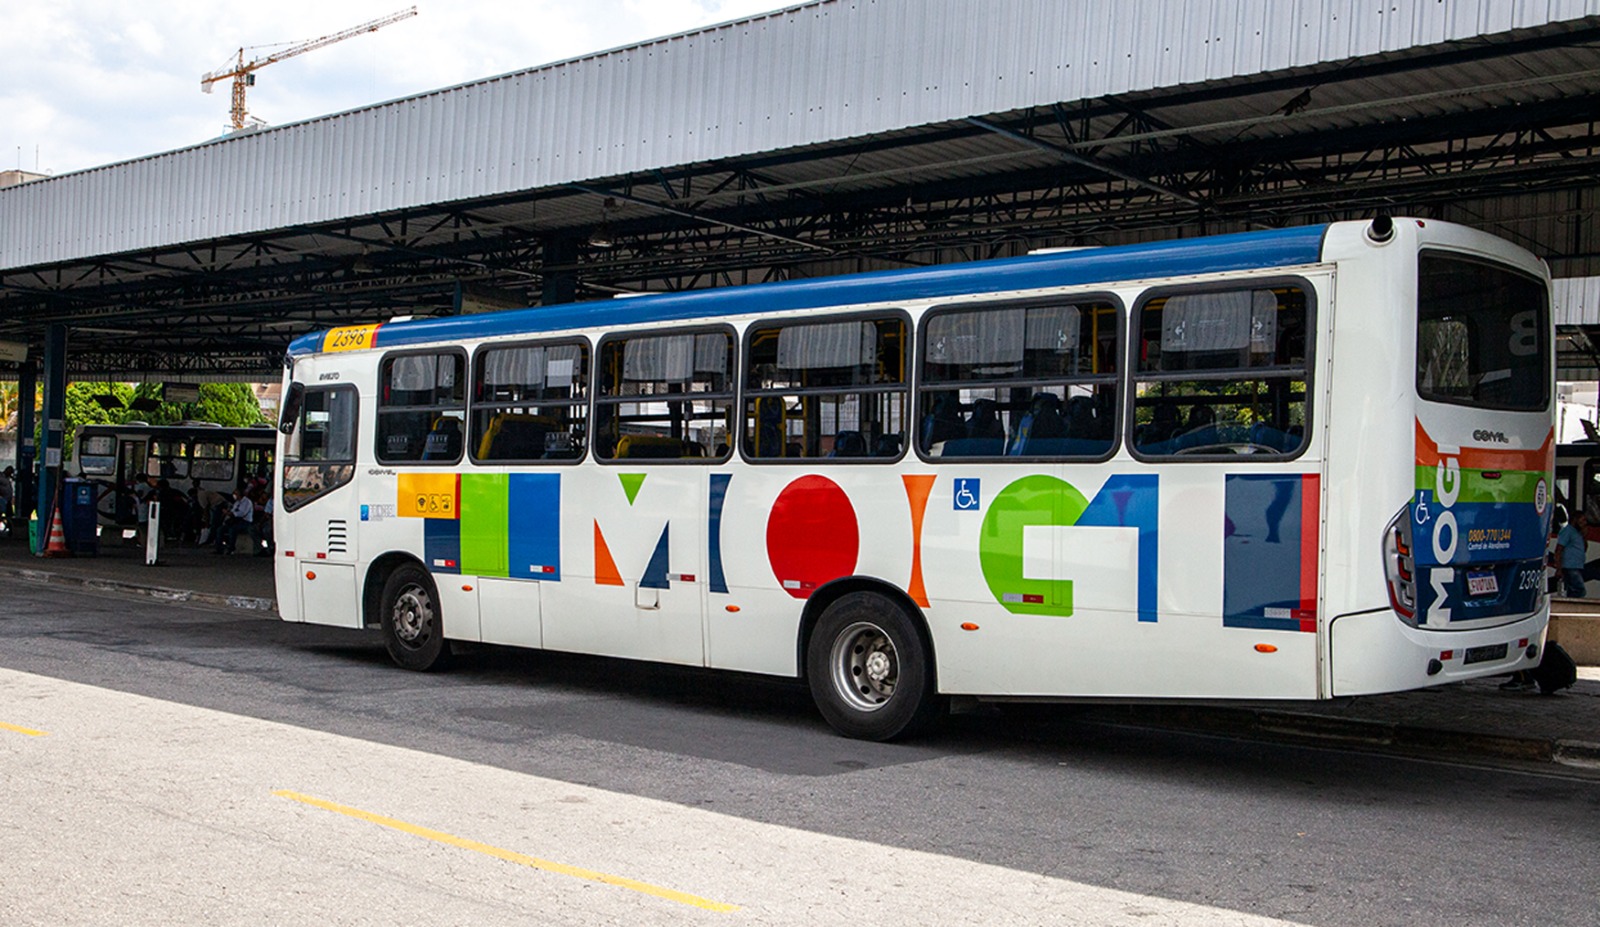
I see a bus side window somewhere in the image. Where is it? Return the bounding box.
[377,351,466,465]
[1130,283,1312,460]
[471,339,589,463]
[917,300,1119,460]
[594,328,734,463]
[742,315,907,462]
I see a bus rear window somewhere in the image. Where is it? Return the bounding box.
[1417,254,1549,411]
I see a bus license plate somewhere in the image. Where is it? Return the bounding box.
[1466,571,1498,596]
[1462,643,1509,665]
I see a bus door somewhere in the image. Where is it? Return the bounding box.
[114,438,147,524]
[280,384,361,627]
[240,440,274,487]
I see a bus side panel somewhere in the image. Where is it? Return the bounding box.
[920,462,1319,699]
[275,555,303,622]
[707,468,806,676]
[540,465,705,666]
[300,562,360,628]
[705,466,921,677]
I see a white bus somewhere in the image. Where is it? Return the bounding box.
[275,217,1555,740]
[1552,442,1600,595]
[76,423,276,527]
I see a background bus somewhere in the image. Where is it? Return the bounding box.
[275,217,1554,740]
[75,423,276,528]
[1554,442,1600,595]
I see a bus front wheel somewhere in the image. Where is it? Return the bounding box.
[380,564,451,671]
[806,591,939,741]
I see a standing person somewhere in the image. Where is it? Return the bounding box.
[133,476,156,546]
[0,466,14,530]
[250,489,274,556]
[1557,510,1589,598]
[216,487,254,555]
[192,481,227,546]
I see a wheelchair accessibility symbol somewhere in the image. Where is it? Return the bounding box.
[954,479,980,511]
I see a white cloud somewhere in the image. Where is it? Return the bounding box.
[0,0,797,175]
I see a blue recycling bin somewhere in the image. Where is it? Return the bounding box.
[61,478,99,555]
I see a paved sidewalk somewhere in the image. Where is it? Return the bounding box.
[0,527,275,610]
[1,527,1595,772]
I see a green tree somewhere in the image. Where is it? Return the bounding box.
[58,383,134,462]
[47,382,265,463]
[136,383,266,428]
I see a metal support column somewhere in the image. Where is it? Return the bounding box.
[35,325,67,551]
[15,360,36,523]
[541,235,579,306]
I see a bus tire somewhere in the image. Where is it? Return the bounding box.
[806,591,939,741]
[379,563,451,672]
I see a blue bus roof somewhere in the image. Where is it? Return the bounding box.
[288,223,1330,356]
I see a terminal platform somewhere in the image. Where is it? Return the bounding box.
[0,527,1594,772]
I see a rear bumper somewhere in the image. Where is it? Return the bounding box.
[1329,607,1548,696]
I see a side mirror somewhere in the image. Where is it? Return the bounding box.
[278,382,305,436]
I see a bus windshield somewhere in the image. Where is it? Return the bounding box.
[1416,253,1549,411]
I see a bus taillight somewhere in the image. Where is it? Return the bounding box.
[1384,507,1417,622]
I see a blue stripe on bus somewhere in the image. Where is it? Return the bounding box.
[289,224,1329,356]
[507,473,561,580]
[1223,474,1308,632]
[640,524,672,590]
[1078,473,1159,623]
[423,517,461,575]
[708,473,731,594]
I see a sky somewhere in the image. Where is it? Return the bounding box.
[0,0,797,177]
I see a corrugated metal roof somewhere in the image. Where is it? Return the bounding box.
[1555,275,1600,325]
[5,0,1599,272]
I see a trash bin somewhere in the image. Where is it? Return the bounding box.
[61,478,99,555]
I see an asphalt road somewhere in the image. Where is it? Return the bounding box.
[1,584,1596,926]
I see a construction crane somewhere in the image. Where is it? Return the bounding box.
[201,6,418,133]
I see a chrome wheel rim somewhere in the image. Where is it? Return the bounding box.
[829,620,897,712]
[392,583,434,648]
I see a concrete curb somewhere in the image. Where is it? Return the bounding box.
[0,564,278,616]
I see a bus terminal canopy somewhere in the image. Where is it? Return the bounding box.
[4,0,1600,380]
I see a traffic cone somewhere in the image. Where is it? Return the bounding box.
[43,507,70,558]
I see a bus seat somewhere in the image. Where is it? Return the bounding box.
[967,399,1006,440]
[872,434,902,457]
[1139,401,1181,446]
[1250,422,1294,451]
[420,417,462,461]
[1065,395,1101,439]
[615,434,685,459]
[922,395,966,447]
[1006,437,1111,458]
[1008,394,1065,455]
[940,437,1006,457]
[829,431,867,457]
[479,414,551,460]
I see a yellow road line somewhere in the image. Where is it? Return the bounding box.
[273,789,739,913]
[0,721,48,737]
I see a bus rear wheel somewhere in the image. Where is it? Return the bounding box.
[380,564,451,671]
[806,591,939,741]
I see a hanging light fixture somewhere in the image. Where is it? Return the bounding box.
[589,197,618,249]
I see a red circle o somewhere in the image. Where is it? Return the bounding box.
[766,475,858,599]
